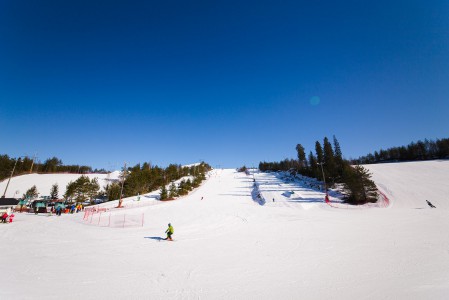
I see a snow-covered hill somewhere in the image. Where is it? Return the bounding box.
[0,172,120,198]
[1,162,449,299]
[364,160,449,209]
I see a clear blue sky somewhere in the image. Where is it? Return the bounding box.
[1,0,448,169]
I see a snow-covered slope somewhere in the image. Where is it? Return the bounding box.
[1,165,448,299]
[0,172,120,198]
[364,160,449,209]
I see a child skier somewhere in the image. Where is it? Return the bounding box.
[164,223,174,241]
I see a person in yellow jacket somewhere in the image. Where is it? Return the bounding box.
[164,223,174,241]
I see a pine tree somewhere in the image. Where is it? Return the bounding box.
[323,137,336,183]
[342,165,378,205]
[105,182,122,201]
[315,141,324,163]
[333,135,344,180]
[86,178,100,202]
[160,184,168,200]
[24,185,39,199]
[50,183,59,200]
[177,180,188,196]
[64,181,76,201]
[333,135,343,162]
[295,144,307,168]
[308,151,318,178]
[168,182,178,198]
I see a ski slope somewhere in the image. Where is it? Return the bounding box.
[1,163,449,299]
[364,160,449,210]
[0,172,121,199]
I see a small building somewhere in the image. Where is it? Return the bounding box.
[0,198,19,214]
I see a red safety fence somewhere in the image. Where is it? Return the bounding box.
[83,210,144,228]
[377,190,390,208]
[325,189,390,209]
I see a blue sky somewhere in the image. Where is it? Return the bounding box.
[1,0,448,169]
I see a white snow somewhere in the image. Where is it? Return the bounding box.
[0,172,120,199]
[1,162,449,299]
[363,160,449,209]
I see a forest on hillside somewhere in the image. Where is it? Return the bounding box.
[355,138,449,164]
[0,155,94,182]
[258,136,377,205]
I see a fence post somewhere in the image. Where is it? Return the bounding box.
[108,214,111,227]
[123,214,126,228]
[98,213,101,225]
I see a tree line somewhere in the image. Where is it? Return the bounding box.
[259,136,377,205]
[0,155,93,182]
[20,161,211,204]
[105,162,211,202]
[355,138,449,164]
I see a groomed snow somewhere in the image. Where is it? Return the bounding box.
[0,172,120,199]
[364,160,449,209]
[1,162,449,299]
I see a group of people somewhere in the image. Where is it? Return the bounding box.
[1,210,15,223]
[50,203,84,216]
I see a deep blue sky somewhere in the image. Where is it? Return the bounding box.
[1,0,448,169]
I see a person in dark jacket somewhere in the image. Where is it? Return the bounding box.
[426,200,436,208]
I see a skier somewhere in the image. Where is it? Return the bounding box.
[56,206,62,216]
[426,200,436,208]
[164,223,174,241]
[1,212,8,223]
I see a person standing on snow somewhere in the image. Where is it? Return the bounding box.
[164,223,174,241]
[56,206,62,216]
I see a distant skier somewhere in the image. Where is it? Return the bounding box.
[426,200,436,208]
[164,223,174,241]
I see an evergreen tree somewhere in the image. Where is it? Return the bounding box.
[315,141,324,163]
[177,180,188,196]
[333,135,344,180]
[168,182,178,198]
[296,144,307,168]
[86,178,100,202]
[308,151,319,178]
[43,157,63,172]
[24,185,39,199]
[64,176,100,203]
[64,181,76,201]
[50,183,59,200]
[342,165,378,205]
[105,182,122,201]
[333,135,343,161]
[323,137,336,183]
[160,184,168,200]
